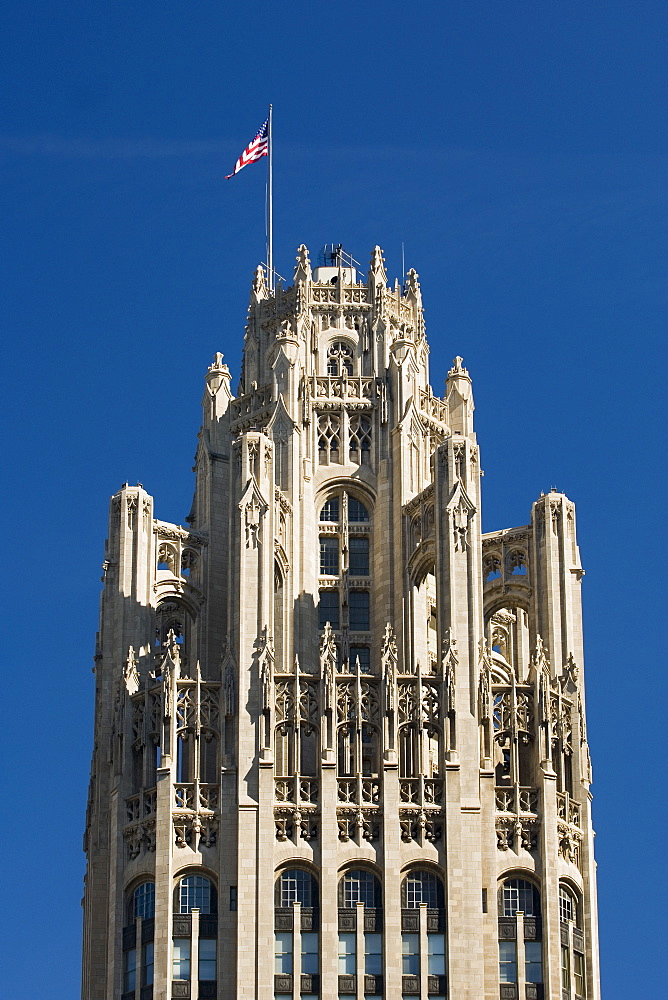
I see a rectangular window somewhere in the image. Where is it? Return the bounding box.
[301,932,319,974]
[574,952,585,996]
[349,537,369,575]
[320,537,339,575]
[525,941,542,984]
[338,932,356,974]
[123,948,137,993]
[142,942,154,986]
[401,933,419,975]
[498,940,516,983]
[349,591,370,630]
[199,938,217,981]
[364,932,382,975]
[319,590,339,629]
[172,938,191,981]
[561,945,570,990]
[350,645,370,673]
[230,886,237,911]
[275,931,293,974]
[427,933,445,975]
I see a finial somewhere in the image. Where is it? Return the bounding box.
[449,356,467,375]
[368,246,387,284]
[208,352,226,372]
[294,244,311,283]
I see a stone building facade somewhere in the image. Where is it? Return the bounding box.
[82,245,600,1000]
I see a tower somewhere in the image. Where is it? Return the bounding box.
[82,244,600,1000]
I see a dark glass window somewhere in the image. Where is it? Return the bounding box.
[349,591,370,631]
[133,881,156,920]
[320,497,339,522]
[319,590,340,629]
[349,537,369,575]
[320,537,339,575]
[348,497,369,522]
[349,645,370,673]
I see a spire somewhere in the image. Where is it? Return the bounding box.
[446,356,474,436]
[368,245,387,287]
[293,244,312,284]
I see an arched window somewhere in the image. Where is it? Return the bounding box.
[317,491,372,650]
[399,725,419,778]
[498,878,543,990]
[177,875,217,915]
[339,869,382,908]
[560,884,585,997]
[348,413,372,464]
[275,870,320,995]
[401,869,444,909]
[123,882,155,994]
[400,871,445,984]
[327,341,354,376]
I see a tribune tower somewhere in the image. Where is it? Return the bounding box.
[82,245,600,1000]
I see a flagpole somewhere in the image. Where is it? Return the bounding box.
[268,104,273,291]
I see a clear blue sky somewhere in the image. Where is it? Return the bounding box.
[2,2,665,997]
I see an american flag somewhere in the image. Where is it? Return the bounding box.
[225,117,269,178]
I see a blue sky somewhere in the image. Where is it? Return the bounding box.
[2,2,666,997]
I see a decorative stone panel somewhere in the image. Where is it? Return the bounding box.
[172,983,190,998]
[301,907,315,931]
[498,917,517,940]
[274,975,292,993]
[402,975,420,994]
[275,907,294,931]
[338,975,356,993]
[427,908,443,931]
[499,985,518,999]
[172,915,191,936]
[365,975,382,993]
[301,974,318,993]
[338,908,356,931]
[401,909,419,931]
[428,974,447,993]
[364,907,381,931]
[525,985,543,999]
[523,916,541,940]
[199,915,217,937]
[573,928,585,953]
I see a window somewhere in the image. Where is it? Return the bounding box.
[319,497,339,522]
[525,941,542,984]
[402,870,444,909]
[277,869,317,908]
[172,938,191,981]
[349,414,372,464]
[142,942,154,986]
[319,590,339,629]
[560,885,578,925]
[561,945,570,990]
[427,933,445,975]
[301,932,319,974]
[341,870,382,908]
[275,931,293,974]
[178,875,215,915]
[499,940,517,983]
[574,952,585,996]
[133,881,155,921]
[123,947,136,993]
[199,938,217,981]
[349,591,370,630]
[402,933,419,975]
[364,932,382,975]
[318,413,341,464]
[320,537,339,575]
[338,932,356,974]
[349,645,370,673]
[501,878,540,917]
[348,498,369,522]
[327,341,354,376]
[349,537,369,575]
